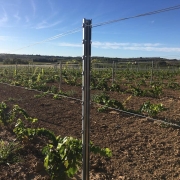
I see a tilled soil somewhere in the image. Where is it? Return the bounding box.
[0,83,180,180]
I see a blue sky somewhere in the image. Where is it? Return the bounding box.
[1,0,180,59]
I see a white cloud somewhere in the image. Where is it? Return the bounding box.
[56,41,180,53]
[14,12,21,22]
[58,43,81,47]
[151,20,155,24]
[47,0,54,11]
[0,8,8,26]
[0,15,8,24]
[25,16,29,23]
[131,46,180,52]
[92,41,162,48]
[0,36,10,41]
[92,41,180,52]
[35,20,62,29]
[31,0,36,16]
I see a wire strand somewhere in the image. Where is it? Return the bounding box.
[1,81,180,128]
[92,4,180,28]
[8,27,82,53]
[91,101,180,128]
[0,82,82,102]
[7,4,180,54]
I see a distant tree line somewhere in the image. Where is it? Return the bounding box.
[1,54,179,67]
[33,58,58,63]
[32,58,82,63]
[3,58,29,64]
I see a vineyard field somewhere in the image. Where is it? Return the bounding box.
[0,64,180,179]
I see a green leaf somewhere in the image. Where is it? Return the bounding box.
[44,155,49,169]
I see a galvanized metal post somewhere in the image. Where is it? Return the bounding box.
[137,62,139,72]
[150,60,154,84]
[82,18,91,180]
[15,63,17,75]
[59,61,62,91]
[112,61,115,84]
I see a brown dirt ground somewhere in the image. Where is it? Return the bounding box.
[0,83,180,180]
